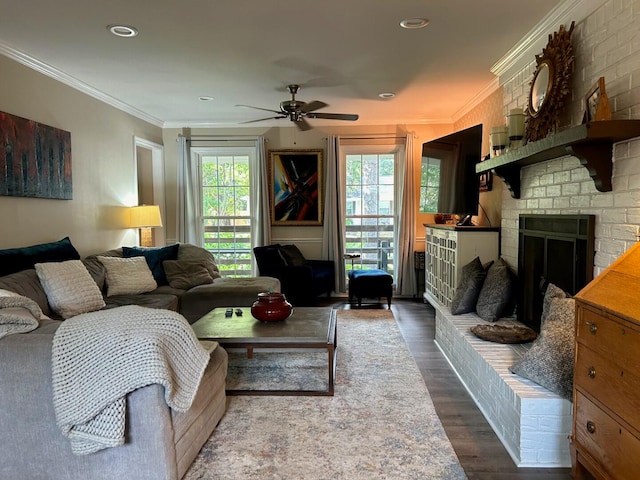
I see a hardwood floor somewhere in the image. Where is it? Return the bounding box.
[326,297,573,480]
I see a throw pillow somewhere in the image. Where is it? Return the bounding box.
[476,258,516,322]
[0,236,81,277]
[97,256,157,297]
[34,260,105,319]
[162,260,214,290]
[450,256,486,314]
[510,283,575,400]
[470,324,537,344]
[279,244,307,266]
[122,244,180,285]
[177,243,222,280]
[541,282,569,326]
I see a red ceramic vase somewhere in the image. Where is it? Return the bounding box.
[250,292,293,322]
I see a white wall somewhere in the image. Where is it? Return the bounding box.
[0,55,163,255]
[0,47,456,261]
[497,0,640,276]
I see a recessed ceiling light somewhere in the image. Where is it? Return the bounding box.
[379,92,395,99]
[198,96,215,101]
[400,18,429,29]
[108,25,138,38]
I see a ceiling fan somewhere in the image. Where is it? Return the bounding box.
[236,84,359,131]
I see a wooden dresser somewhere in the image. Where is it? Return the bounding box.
[572,242,640,479]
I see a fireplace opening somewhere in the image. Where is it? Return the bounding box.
[517,214,595,332]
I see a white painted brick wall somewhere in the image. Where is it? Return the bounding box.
[499,0,640,276]
[433,303,573,467]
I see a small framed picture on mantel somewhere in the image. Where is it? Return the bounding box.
[582,77,612,124]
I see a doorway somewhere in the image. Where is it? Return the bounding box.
[134,137,165,246]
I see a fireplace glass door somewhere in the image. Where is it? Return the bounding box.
[518,214,595,331]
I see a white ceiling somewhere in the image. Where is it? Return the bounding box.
[0,0,562,129]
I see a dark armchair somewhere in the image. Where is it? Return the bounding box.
[253,244,335,306]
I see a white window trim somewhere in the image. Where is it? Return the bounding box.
[191,146,256,244]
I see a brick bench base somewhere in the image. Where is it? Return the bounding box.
[428,296,573,467]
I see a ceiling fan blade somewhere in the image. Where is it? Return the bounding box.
[240,115,285,124]
[307,112,359,121]
[236,104,283,115]
[295,117,312,131]
[300,100,328,113]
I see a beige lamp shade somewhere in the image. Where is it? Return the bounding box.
[129,205,163,228]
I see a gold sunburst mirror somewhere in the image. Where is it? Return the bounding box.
[525,21,575,143]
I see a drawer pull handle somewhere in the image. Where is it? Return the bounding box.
[586,421,596,434]
[588,367,596,379]
[585,321,598,334]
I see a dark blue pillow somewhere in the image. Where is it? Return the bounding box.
[122,244,180,286]
[0,237,80,277]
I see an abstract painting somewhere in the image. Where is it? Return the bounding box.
[0,111,72,199]
[269,149,323,226]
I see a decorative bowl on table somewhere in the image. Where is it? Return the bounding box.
[250,292,293,322]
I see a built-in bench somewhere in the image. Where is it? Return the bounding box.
[431,300,573,467]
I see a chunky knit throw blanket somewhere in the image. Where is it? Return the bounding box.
[0,295,42,339]
[51,305,213,455]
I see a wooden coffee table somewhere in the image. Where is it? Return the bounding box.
[191,307,337,396]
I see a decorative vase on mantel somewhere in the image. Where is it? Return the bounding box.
[250,292,293,322]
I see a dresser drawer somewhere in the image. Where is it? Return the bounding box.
[574,391,640,480]
[576,307,640,372]
[575,345,640,429]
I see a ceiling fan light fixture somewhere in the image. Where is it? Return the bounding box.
[108,25,139,38]
[399,18,429,29]
[378,92,396,99]
[239,84,359,131]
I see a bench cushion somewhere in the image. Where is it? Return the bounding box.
[179,276,281,323]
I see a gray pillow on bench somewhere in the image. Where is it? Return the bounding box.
[451,257,486,315]
[476,258,516,321]
[510,283,575,400]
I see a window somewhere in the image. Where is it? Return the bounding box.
[194,147,255,277]
[343,150,396,275]
[419,156,441,213]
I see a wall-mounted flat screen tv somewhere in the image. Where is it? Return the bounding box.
[420,124,482,221]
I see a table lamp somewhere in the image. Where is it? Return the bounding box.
[129,205,162,247]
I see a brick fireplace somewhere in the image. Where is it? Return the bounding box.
[495,0,640,279]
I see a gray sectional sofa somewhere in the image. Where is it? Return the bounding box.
[0,238,280,479]
[80,242,281,323]
[0,317,228,480]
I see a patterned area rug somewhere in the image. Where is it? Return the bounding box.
[184,308,467,480]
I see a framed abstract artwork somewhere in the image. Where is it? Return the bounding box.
[0,111,72,199]
[269,149,323,226]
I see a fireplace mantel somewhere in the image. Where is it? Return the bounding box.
[476,120,640,198]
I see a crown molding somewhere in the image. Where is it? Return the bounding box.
[452,77,501,122]
[164,117,454,129]
[3,1,600,133]
[490,0,603,83]
[0,41,164,127]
